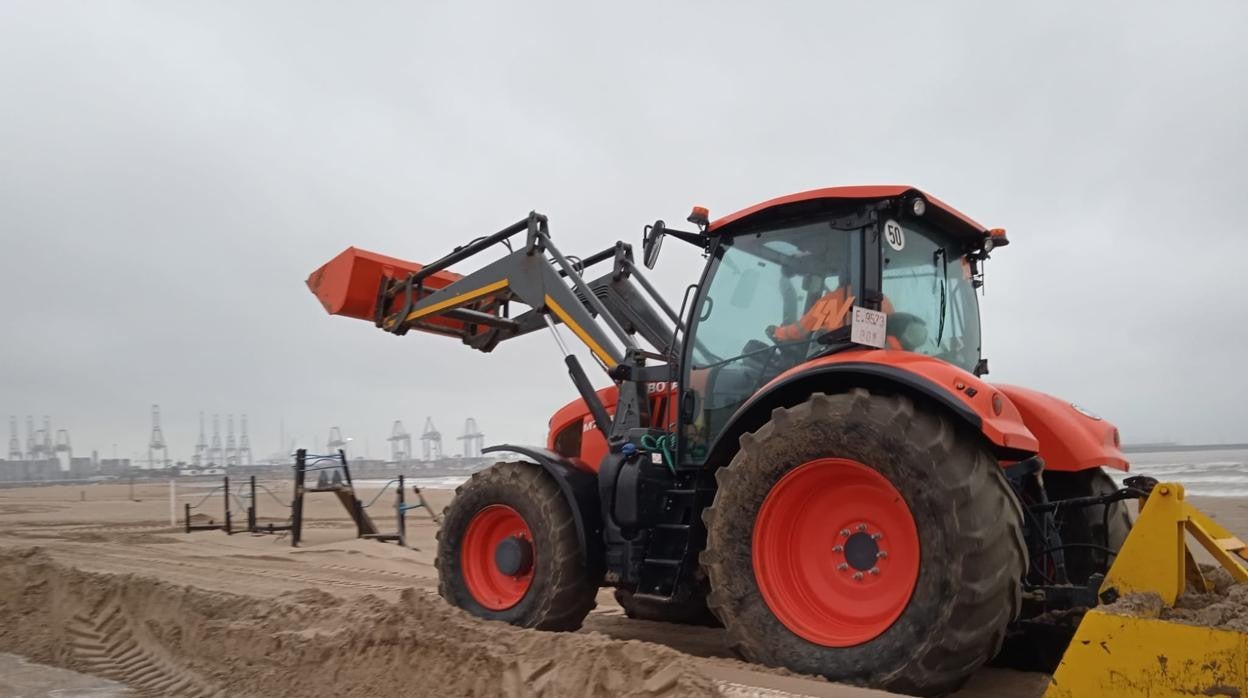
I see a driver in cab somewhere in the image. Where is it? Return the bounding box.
[765,277,928,351]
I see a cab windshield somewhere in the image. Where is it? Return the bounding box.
[880,219,981,373]
[681,213,983,462]
[683,217,864,462]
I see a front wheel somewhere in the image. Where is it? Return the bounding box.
[702,390,1027,696]
[436,461,599,631]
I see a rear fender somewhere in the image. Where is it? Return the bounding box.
[707,351,1039,467]
[482,444,604,569]
[993,385,1127,472]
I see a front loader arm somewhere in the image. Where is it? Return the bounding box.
[374,212,638,369]
[310,211,678,441]
[466,252,682,359]
[383,237,625,367]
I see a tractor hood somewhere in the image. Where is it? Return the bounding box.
[993,384,1128,472]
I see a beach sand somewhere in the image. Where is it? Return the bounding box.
[0,479,1241,697]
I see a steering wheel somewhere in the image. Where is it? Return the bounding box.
[887,313,929,351]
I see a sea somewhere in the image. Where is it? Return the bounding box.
[354,475,474,491]
[1107,448,1248,497]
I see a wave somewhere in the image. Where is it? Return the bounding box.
[354,476,469,490]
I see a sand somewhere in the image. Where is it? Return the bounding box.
[0,548,723,697]
[1101,566,1248,632]
[0,480,1243,697]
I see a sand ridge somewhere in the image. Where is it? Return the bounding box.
[0,547,722,697]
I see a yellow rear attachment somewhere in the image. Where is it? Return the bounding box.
[1047,482,1248,697]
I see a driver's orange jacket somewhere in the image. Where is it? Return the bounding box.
[773,286,898,347]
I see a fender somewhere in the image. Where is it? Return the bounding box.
[993,385,1128,472]
[481,444,604,569]
[709,350,1040,465]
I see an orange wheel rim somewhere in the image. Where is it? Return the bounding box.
[461,504,534,610]
[752,458,921,646]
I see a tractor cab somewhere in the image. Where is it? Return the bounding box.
[663,187,1007,462]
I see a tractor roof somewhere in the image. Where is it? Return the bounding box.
[707,185,990,240]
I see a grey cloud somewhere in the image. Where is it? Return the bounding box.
[2,1,1246,462]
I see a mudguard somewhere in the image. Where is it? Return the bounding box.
[994,385,1127,472]
[711,350,1040,464]
[481,444,604,568]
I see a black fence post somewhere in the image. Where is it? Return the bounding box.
[248,475,257,533]
[339,449,353,488]
[397,474,406,547]
[292,449,306,547]
[184,503,191,533]
[223,476,232,535]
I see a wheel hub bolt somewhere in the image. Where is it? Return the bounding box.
[837,562,849,571]
[870,532,883,540]
[869,567,880,575]
[839,528,850,537]
[832,545,844,553]
[857,524,868,532]
[877,551,888,559]
[853,572,864,581]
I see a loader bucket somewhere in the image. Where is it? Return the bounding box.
[1046,482,1248,696]
[306,247,500,338]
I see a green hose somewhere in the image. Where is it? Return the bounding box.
[639,433,678,475]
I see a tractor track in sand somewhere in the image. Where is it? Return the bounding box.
[0,548,726,697]
[67,595,218,697]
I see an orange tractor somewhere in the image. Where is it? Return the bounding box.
[308,186,1136,695]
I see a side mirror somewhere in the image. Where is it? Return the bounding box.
[642,220,666,269]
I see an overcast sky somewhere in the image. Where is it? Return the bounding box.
[2,2,1246,464]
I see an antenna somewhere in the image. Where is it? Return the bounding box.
[40,416,52,458]
[54,429,71,471]
[458,418,485,458]
[24,416,35,461]
[7,416,20,460]
[420,418,442,461]
[225,414,238,467]
[193,411,208,467]
[147,405,169,469]
[328,427,347,453]
[238,414,253,465]
[388,420,412,463]
[208,414,223,466]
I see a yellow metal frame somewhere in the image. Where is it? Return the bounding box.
[545,294,618,366]
[1099,482,1248,604]
[1046,613,1247,696]
[380,278,622,367]
[391,278,510,327]
[1046,482,1248,696]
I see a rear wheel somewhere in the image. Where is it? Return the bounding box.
[702,390,1026,696]
[436,461,598,630]
[1043,468,1132,583]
